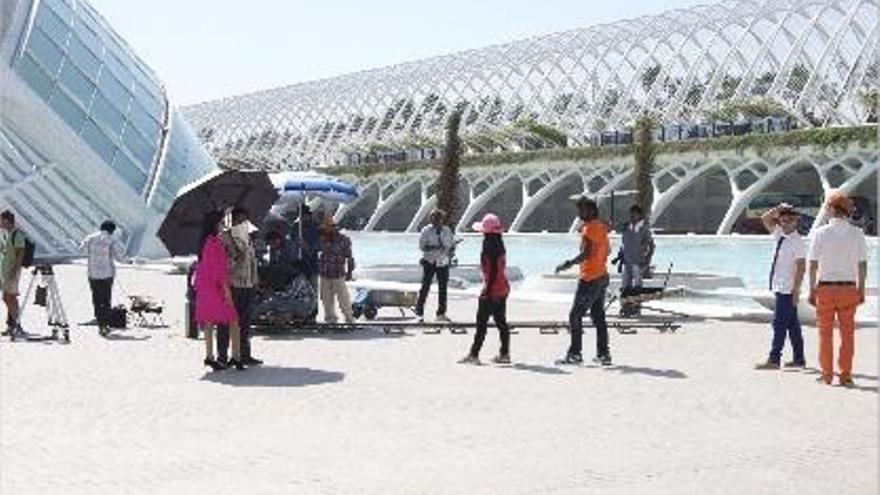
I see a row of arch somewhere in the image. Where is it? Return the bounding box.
[334,150,878,235]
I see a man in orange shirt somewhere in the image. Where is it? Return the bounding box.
[555,196,611,365]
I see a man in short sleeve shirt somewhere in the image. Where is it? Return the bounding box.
[755,203,807,370]
[807,192,868,387]
[555,196,611,365]
[1,210,25,335]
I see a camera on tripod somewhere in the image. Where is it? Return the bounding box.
[18,263,70,343]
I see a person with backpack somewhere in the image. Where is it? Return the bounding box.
[80,221,127,336]
[459,213,511,365]
[0,210,29,337]
[415,209,455,322]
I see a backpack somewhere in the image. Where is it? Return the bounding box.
[13,230,36,268]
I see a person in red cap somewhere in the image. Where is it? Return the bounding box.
[459,213,511,365]
[807,191,868,387]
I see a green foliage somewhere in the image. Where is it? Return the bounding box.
[513,118,568,148]
[860,90,880,117]
[318,125,877,177]
[435,109,464,221]
[706,97,788,121]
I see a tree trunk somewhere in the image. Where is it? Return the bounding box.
[633,115,656,220]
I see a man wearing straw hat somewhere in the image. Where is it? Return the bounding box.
[318,217,355,324]
[807,191,868,387]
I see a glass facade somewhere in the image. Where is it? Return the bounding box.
[13,0,167,194]
[2,0,217,257]
[147,110,216,212]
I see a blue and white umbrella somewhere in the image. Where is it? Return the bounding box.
[270,172,359,205]
[268,173,359,255]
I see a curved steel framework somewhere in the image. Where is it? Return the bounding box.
[184,0,880,170]
[335,141,877,234]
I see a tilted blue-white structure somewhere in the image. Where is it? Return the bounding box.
[184,0,880,171]
[0,0,217,257]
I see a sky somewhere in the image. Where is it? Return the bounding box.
[89,0,711,105]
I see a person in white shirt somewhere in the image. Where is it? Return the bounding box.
[807,192,868,387]
[415,209,455,322]
[80,221,126,335]
[755,203,807,370]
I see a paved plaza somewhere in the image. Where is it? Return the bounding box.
[0,264,877,494]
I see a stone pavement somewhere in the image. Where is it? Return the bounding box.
[0,264,876,494]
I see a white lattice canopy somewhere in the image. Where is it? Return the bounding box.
[183,0,880,170]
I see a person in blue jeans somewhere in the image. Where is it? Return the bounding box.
[555,197,611,365]
[755,203,807,370]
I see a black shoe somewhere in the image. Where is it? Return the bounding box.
[557,353,583,365]
[242,356,263,366]
[204,358,227,371]
[593,354,613,366]
[228,359,246,371]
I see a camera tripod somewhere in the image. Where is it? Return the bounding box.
[17,264,70,343]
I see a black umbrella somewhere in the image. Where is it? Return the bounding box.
[157,170,279,256]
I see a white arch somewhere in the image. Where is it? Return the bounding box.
[334,181,378,226]
[407,194,438,233]
[715,156,807,234]
[509,170,579,232]
[456,174,520,233]
[363,179,420,231]
[650,159,725,224]
[810,157,879,233]
[568,169,634,233]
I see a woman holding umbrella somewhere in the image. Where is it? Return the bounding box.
[194,211,245,371]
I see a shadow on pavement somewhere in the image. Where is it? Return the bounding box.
[103,333,151,341]
[608,364,687,379]
[510,363,571,375]
[803,367,878,381]
[201,366,344,388]
[260,329,412,341]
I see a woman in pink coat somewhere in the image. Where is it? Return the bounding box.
[195,211,244,371]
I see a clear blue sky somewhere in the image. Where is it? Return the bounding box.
[90,0,710,105]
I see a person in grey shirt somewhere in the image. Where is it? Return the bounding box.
[415,209,455,322]
[619,204,655,290]
[80,221,126,335]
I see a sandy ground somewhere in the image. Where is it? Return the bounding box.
[0,263,877,495]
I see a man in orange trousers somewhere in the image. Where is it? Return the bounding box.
[807,192,868,387]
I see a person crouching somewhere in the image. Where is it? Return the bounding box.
[459,213,511,365]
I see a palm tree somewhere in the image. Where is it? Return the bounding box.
[633,114,656,220]
[436,109,463,223]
